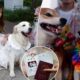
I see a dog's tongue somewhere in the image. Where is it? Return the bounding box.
[25,32,32,37]
[22,32,31,37]
[51,28,56,33]
[49,26,62,33]
[47,26,56,33]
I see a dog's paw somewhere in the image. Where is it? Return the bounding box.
[10,72,15,77]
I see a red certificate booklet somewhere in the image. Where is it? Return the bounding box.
[35,61,53,80]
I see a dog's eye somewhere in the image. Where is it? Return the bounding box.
[22,24,26,27]
[44,13,53,17]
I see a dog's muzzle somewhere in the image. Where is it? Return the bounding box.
[21,28,32,37]
[40,18,67,35]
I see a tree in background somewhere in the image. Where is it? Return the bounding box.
[0,0,4,6]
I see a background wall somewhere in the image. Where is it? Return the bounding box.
[4,0,23,10]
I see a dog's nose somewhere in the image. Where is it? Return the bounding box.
[29,28,32,32]
[60,18,67,27]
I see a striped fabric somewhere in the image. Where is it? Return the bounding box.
[72,48,80,72]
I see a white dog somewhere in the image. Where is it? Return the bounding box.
[0,21,32,77]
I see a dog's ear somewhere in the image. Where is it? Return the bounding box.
[13,25,18,33]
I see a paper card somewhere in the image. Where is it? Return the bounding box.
[24,54,39,76]
[37,52,54,64]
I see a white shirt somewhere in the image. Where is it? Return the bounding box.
[57,3,80,37]
[58,9,75,24]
